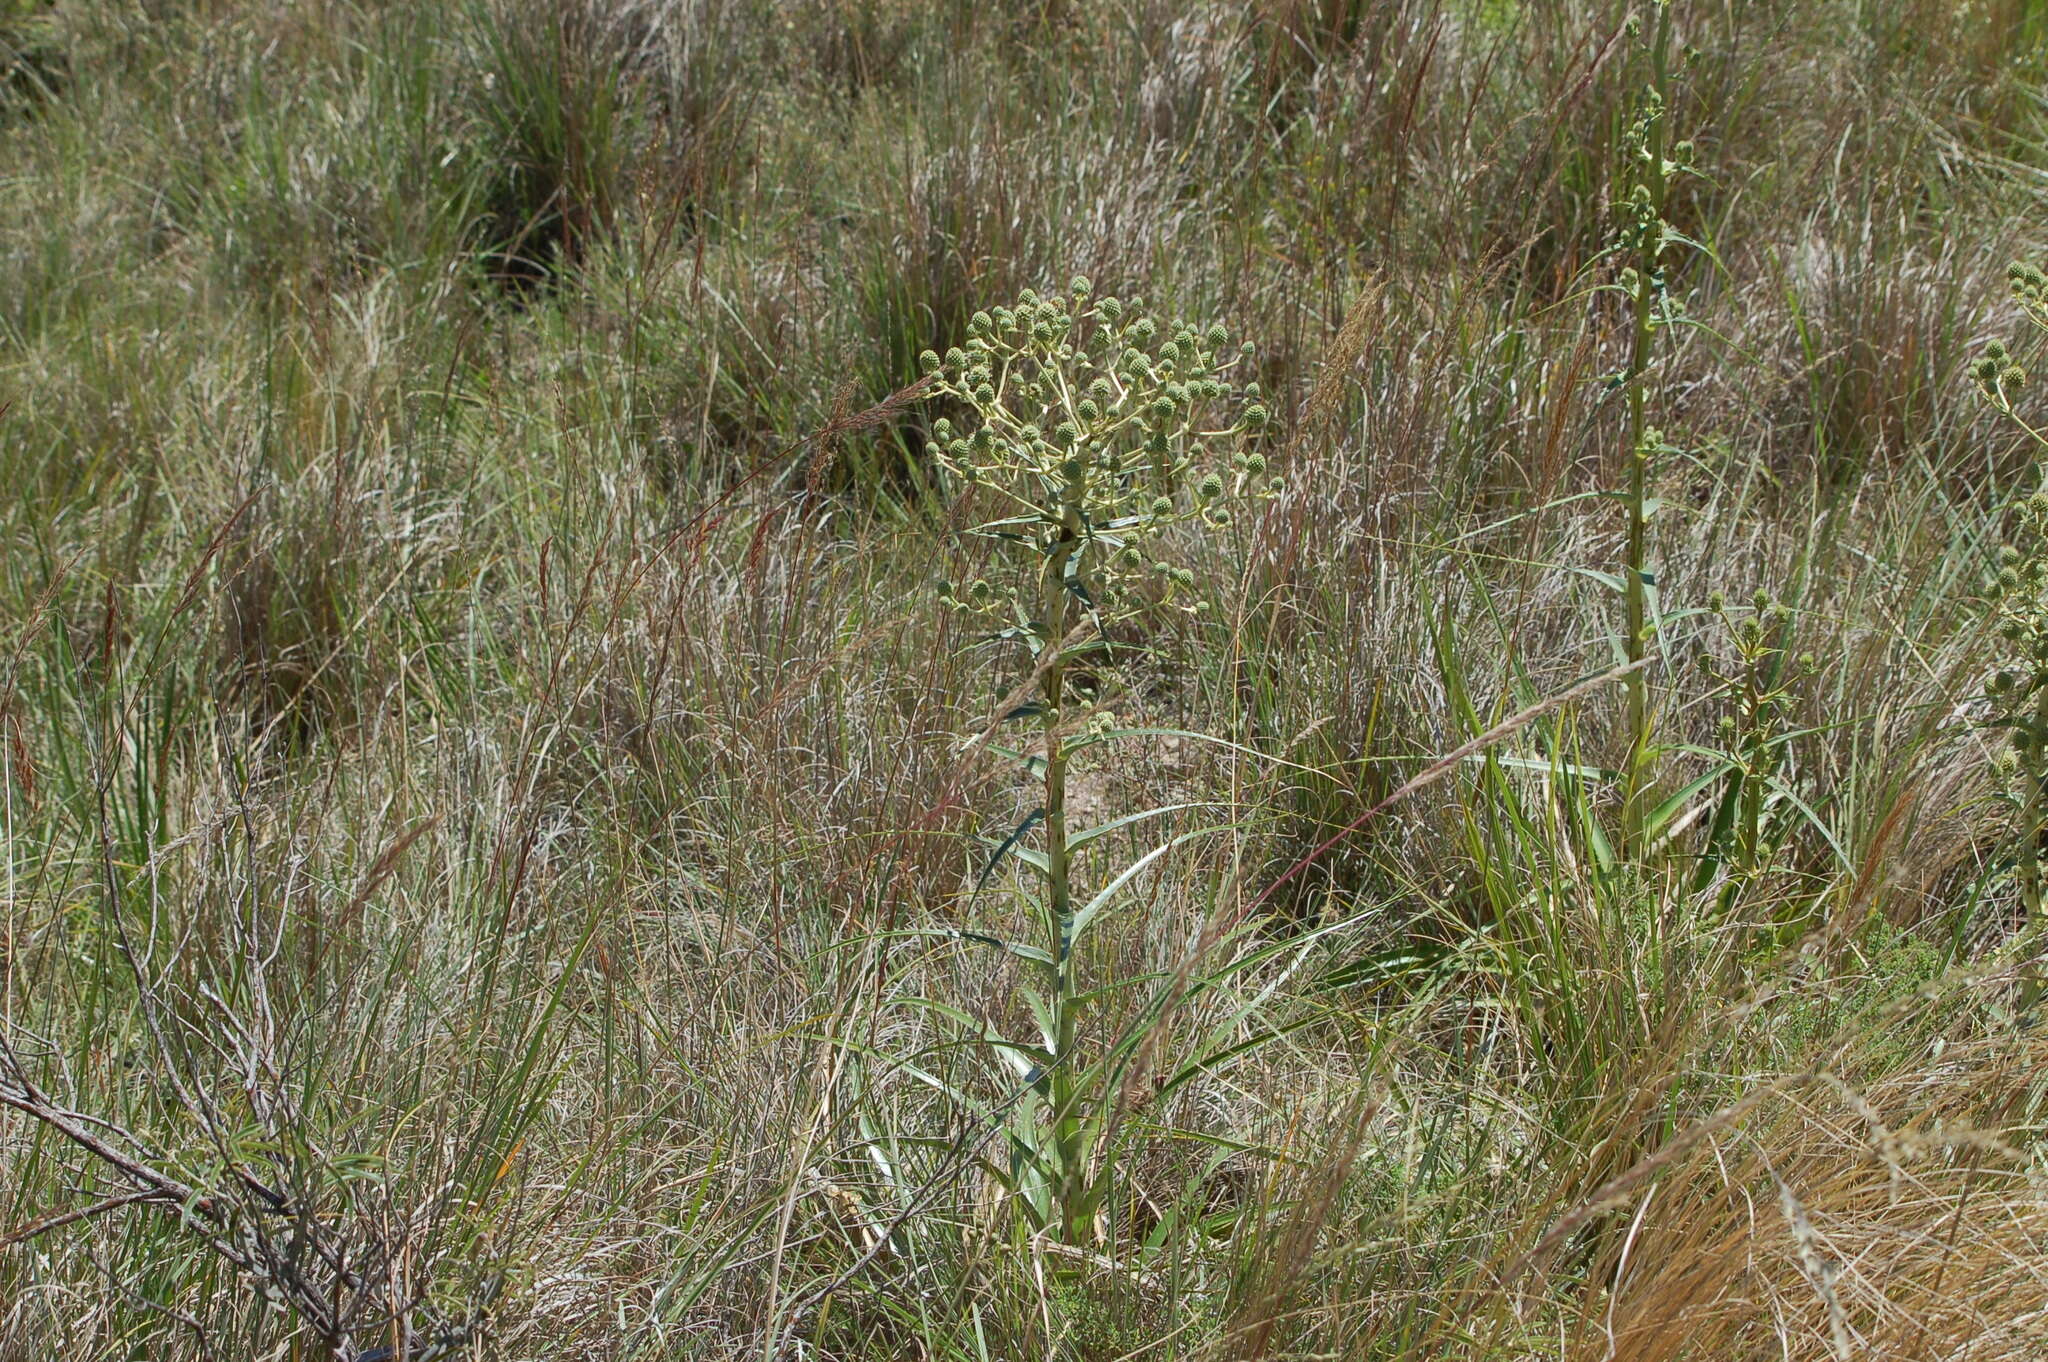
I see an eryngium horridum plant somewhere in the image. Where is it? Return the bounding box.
[1974,261,2048,1009]
[1978,267,2048,923]
[917,280,1271,1243]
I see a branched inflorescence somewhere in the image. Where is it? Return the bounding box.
[920,280,1274,631]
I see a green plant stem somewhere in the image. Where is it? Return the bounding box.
[1042,471,1086,1245]
[2026,701,2046,925]
[2025,701,2046,1017]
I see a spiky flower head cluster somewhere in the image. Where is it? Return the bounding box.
[1700,590,1815,749]
[920,280,1275,624]
[1984,492,2048,761]
[2009,260,2048,323]
[1974,262,2048,925]
[1973,338,2029,409]
[1976,261,2048,780]
[1975,262,2048,410]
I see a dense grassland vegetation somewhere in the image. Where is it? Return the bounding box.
[4,0,2048,1356]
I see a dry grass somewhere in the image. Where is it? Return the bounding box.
[2,0,2046,1358]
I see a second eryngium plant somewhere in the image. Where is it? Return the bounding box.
[920,281,1271,1243]
[1977,262,2048,925]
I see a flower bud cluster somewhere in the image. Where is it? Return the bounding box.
[1701,592,1813,762]
[1976,263,2048,409]
[1983,490,2048,771]
[1972,262,2048,923]
[1973,338,2028,407]
[920,281,1275,625]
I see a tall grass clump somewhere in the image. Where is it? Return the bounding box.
[467,0,631,287]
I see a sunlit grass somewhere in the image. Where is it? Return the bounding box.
[2,1,2046,1357]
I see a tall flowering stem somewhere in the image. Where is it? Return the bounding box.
[921,281,1272,1242]
[1617,0,1693,851]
